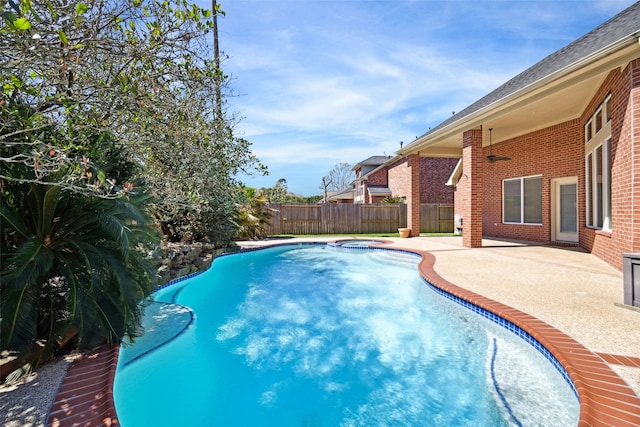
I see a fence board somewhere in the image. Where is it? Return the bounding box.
[262,203,452,235]
[438,205,454,233]
[281,204,321,234]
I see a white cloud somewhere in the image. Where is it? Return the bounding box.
[210,0,635,194]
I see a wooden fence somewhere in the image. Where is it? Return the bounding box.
[263,203,454,235]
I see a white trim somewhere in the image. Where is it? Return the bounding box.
[446,159,463,187]
[551,177,579,243]
[585,95,612,231]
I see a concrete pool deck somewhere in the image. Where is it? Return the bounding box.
[45,236,640,426]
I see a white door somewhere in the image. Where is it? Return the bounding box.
[552,177,578,243]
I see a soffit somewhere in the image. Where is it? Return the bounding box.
[403,41,639,157]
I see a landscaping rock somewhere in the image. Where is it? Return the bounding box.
[155,242,233,284]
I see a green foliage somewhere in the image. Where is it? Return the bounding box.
[302,195,323,203]
[259,179,317,203]
[0,0,268,355]
[261,178,290,203]
[234,187,274,240]
[1,127,159,352]
[1,0,266,244]
[0,182,159,352]
[382,195,406,204]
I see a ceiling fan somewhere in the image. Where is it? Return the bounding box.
[486,128,511,163]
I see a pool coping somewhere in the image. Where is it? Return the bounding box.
[47,241,640,426]
[46,345,119,427]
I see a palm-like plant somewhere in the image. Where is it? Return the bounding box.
[1,181,158,352]
[234,188,274,240]
[382,195,406,204]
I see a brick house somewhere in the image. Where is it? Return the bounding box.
[399,2,640,270]
[387,156,458,204]
[353,155,457,204]
[353,156,392,203]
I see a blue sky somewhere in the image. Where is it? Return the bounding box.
[201,0,636,196]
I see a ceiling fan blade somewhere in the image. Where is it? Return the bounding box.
[486,129,511,162]
[486,155,511,162]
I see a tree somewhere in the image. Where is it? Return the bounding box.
[320,163,353,192]
[262,178,290,203]
[1,0,266,244]
[320,176,332,203]
[0,0,266,354]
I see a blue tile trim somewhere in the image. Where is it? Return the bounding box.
[490,337,524,427]
[328,239,385,248]
[156,270,205,292]
[419,273,579,399]
[328,241,421,258]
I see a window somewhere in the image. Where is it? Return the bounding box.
[585,95,612,230]
[503,175,542,224]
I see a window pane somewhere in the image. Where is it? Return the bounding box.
[560,184,577,233]
[604,140,612,230]
[504,180,521,223]
[523,176,542,223]
[586,154,593,227]
[596,145,603,228]
[595,110,602,133]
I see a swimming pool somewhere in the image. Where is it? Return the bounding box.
[114,243,579,426]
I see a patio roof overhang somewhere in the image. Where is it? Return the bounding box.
[399,37,640,158]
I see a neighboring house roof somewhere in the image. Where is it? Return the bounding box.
[327,188,354,201]
[352,156,392,170]
[367,186,392,196]
[401,2,640,157]
[353,155,395,182]
[366,155,403,178]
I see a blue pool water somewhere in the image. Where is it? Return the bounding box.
[114,244,579,426]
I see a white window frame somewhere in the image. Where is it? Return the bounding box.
[502,174,543,225]
[585,95,612,231]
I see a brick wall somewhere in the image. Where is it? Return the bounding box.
[456,61,640,270]
[406,154,421,236]
[463,128,483,247]
[453,178,464,233]
[481,120,582,242]
[581,58,640,269]
[366,168,388,186]
[580,66,626,268]
[388,157,410,200]
[388,157,457,204]
[420,158,457,203]
[363,168,388,203]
